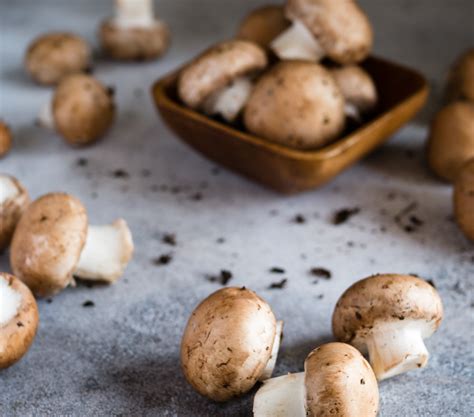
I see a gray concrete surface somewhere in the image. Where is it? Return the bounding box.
[0,1,473,416]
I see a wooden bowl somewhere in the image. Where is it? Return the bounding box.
[152,56,428,194]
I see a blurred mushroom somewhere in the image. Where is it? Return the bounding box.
[0,121,12,158]
[445,48,474,102]
[454,159,474,241]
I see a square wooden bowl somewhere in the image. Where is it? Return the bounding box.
[152,56,428,194]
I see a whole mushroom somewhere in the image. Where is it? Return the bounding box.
[181,287,283,402]
[454,158,474,241]
[445,48,474,102]
[0,121,12,158]
[253,342,379,417]
[10,192,134,297]
[332,274,444,381]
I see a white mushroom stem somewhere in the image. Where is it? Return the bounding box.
[365,322,429,381]
[202,76,254,122]
[0,175,20,204]
[74,219,134,283]
[344,103,362,122]
[0,278,22,326]
[260,320,284,380]
[253,372,306,417]
[271,20,325,62]
[38,100,54,129]
[114,0,155,29]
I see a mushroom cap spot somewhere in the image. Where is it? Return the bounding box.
[178,40,268,109]
[0,273,39,370]
[446,48,474,102]
[285,0,373,64]
[10,193,88,297]
[454,158,474,241]
[0,121,12,158]
[180,287,277,402]
[244,61,345,150]
[305,343,379,417]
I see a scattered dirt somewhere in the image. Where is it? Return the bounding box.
[333,208,360,225]
[269,279,287,289]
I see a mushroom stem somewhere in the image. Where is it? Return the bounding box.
[74,219,134,283]
[0,278,22,326]
[253,372,306,417]
[260,320,284,380]
[344,102,362,122]
[271,20,325,61]
[0,176,20,204]
[366,322,429,380]
[38,101,54,129]
[114,0,155,28]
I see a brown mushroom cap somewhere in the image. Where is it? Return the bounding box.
[0,121,12,158]
[244,60,345,149]
[427,101,474,182]
[0,273,39,370]
[10,193,88,297]
[285,0,373,64]
[178,40,268,110]
[454,158,474,241]
[305,343,379,417]
[446,48,474,102]
[25,32,91,85]
[181,287,277,402]
[52,74,116,146]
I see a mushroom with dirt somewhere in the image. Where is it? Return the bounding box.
[181,287,283,402]
[445,48,474,103]
[454,158,474,241]
[332,274,444,381]
[0,121,12,158]
[10,192,134,297]
[178,40,268,123]
[0,273,39,370]
[253,342,379,417]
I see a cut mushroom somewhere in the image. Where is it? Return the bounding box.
[181,287,283,402]
[0,121,12,158]
[332,274,444,381]
[25,32,91,85]
[454,159,474,241]
[244,61,345,149]
[271,0,373,64]
[10,193,134,297]
[445,48,474,103]
[253,343,379,416]
[99,0,170,61]
[178,40,268,122]
[0,273,39,370]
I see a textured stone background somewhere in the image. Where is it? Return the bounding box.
[0,1,473,416]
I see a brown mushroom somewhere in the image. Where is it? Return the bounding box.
[0,121,12,158]
[445,48,474,102]
[454,158,474,241]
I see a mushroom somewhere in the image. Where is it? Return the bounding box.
[271,0,373,64]
[25,32,91,85]
[178,40,268,122]
[445,48,474,102]
[253,342,379,417]
[454,158,474,241]
[332,274,444,381]
[0,174,30,253]
[0,121,12,158]
[10,193,134,297]
[237,5,290,49]
[0,273,39,370]
[99,0,170,61]
[181,287,283,402]
[427,101,474,182]
[244,61,345,149]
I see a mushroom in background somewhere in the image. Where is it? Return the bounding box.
[10,193,134,297]
[445,48,474,103]
[99,0,170,61]
[454,159,474,242]
[0,121,12,158]
[253,343,379,417]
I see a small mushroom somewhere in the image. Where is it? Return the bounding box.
[427,101,474,182]
[0,174,30,253]
[271,0,373,64]
[178,40,268,123]
[0,273,39,370]
[445,48,474,102]
[332,274,444,381]
[454,158,474,241]
[253,342,379,417]
[244,61,345,149]
[181,287,283,402]
[10,193,134,297]
[25,32,91,85]
[0,121,12,158]
[99,0,170,61]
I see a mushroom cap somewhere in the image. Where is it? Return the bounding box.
[427,101,474,182]
[0,174,30,253]
[332,274,443,351]
[178,40,268,109]
[99,19,170,61]
[237,5,290,48]
[305,343,379,417]
[0,273,39,370]
[0,121,12,158]
[285,0,373,64]
[446,48,474,102]
[454,158,474,241]
[10,193,88,297]
[244,60,345,149]
[52,74,116,146]
[181,287,277,402]
[25,32,91,85]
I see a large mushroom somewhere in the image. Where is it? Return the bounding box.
[445,48,474,102]
[0,273,39,370]
[454,158,474,241]
[10,193,134,297]
[181,287,283,402]
[332,274,444,381]
[253,342,379,417]
[0,121,12,158]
